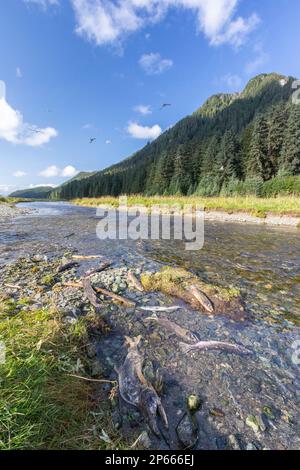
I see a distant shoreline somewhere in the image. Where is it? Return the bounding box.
[71,196,300,227]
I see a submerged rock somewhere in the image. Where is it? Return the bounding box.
[176,413,197,449]
[187,394,202,413]
[246,415,260,434]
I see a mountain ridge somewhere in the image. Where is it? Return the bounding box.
[11,72,300,199]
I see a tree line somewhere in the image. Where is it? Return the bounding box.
[52,74,300,200]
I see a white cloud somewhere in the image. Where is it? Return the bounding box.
[70,0,259,49]
[133,104,152,115]
[13,171,27,177]
[139,52,173,75]
[210,13,260,48]
[0,184,16,195]
[245,43,269,74]
[39,165,79,178]
[0,82,58,147]
[82,123,92,129]
[127,121,162,140]
[39,165,60,178]
[23,127,58,147]
[105,139,112,144]
[16,67,22,78]
[0,81,5,99]
[61,165,79,177]
[29,183,57,188]
[221,73,242,89]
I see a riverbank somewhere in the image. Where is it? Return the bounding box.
[72,196,300,227]
[0,255,128,450]
[0,203,35,218]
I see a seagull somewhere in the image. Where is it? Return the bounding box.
[160,103,171,110]
[89,137,96,144]
[28,127,44,134]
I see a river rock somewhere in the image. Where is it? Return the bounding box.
[246,415,260,434]
[228,434,242,450]
[187,395,202,413]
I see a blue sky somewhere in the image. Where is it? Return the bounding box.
[1,0,300,194]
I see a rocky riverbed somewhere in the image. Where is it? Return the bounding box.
[0,203,34,218]
[0,202,299,450]
[1,249,299,450]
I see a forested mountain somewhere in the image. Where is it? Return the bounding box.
[53,73,300,199]
[9,172,97,199]
[9,186,54,199]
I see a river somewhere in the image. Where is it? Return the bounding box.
[0,201,299,449]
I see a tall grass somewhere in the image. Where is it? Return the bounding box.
[0,304,125,450]
[72,195,300,217]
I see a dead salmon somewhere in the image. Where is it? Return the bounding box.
[140,385,169,437]
[115,335,144,407]
[187,285,214,313]
[180,340,251,356]
[145,316,198,343]
[115,335,169,436]
[139,305,182,312]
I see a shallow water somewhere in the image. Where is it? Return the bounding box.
[0,201,299,324]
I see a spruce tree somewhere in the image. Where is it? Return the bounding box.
[281,104,300,175]
[268,104,288,175]
[248,116,273,181]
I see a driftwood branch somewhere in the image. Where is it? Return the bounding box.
[63,281,135,308]
[82,277,102,313]
[84,260,112,277]
[95,286,136,308]
[72,255,103,260]
[4,283,21,290]
[57,261,79,273]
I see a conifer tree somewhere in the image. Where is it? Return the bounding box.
[281,104,300,175]
[268,104,288,175]
[248,116,273,180]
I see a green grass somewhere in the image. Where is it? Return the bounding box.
[0,303,127,450]
[0,196,30,204]
[72,195,300,217]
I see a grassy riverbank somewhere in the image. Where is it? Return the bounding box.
[72,195,300,218]
[0,301,124,450]
[0,196,30,204]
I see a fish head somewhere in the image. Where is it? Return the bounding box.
[140,387,160,437]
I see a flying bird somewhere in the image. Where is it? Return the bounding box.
[160,103,171,110]
[89,138,96,144]
[28,127,44,134]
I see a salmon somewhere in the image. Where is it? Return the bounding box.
[180,340,251,356]
[187,285,214,313]
[145,316,198,343]
[115,335,169,436]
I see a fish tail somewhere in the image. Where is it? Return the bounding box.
[179,342,193,354]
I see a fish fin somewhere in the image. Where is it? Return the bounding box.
[124,335,141,348]
[179,342,193,354]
